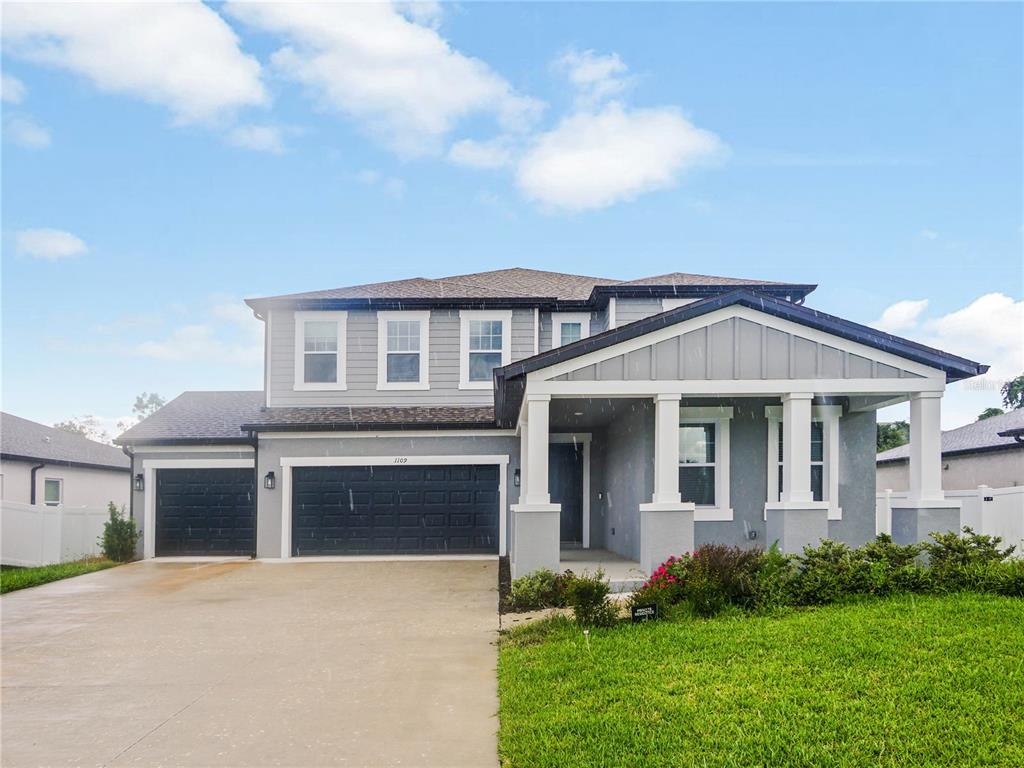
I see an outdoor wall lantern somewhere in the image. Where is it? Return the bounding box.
[133,473,144,492]
[264,471,276,491]
[513,469,520,487]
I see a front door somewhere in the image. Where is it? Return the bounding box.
[549,442,584,546]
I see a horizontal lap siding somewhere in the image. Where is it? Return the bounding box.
[269,308,537,406]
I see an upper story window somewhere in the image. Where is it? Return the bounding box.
[459,310,512,389]
[377,311,430,390]
[552,312,591,348]
[678,406,733,520]
[294,311,347,391]
[44,477,62,506]
[765,404,842,519]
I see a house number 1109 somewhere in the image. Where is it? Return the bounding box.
[393,457,408,464]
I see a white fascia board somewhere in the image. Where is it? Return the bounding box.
[258,430,515,440]
[131,445,255,454]
[529,304,946,382]
[527,378,945,397]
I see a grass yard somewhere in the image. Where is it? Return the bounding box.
[0,558,118,594]
[499,593,1024,767]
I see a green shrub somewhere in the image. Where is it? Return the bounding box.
[507,568,568,612]
[925,527,1015,570]
[791,539,861,605]
[685,543,764,614]
[860,534,923,569]
[754,542,796,611]
[994,558,1024,597]
[98,503,139,562]
[564,570,618,627]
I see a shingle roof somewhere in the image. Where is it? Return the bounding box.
[240,405,496,432]
[877,408,1024,463]
[114,392,498,443]
[1,412,129,470]
[246,267,808,306]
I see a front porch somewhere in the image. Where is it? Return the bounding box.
[560,547,646,593]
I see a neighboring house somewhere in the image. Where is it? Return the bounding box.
[1,412,130,508]
[115,268,986,577]
[877,409,1024,491]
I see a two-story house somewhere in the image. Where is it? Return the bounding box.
[115,268,986,577]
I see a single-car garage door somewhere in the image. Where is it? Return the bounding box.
[155,468,255,556]
[291,464,499,556]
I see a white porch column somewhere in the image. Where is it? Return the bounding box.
[522,394,551,505]
[639,393,694,575]
[908,391,944,503]
[651,393,682,505]
[780,392,813,503]
[765,392,829,554]
[510,393,560,578]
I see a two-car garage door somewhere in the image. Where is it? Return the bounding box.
[291,464,499,556]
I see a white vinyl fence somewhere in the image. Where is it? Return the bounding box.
[1,501,110,567]
[876,485,1024,555]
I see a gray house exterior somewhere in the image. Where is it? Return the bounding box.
[115,268,986,577]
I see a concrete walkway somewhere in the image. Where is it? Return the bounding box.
[1,559,499,767]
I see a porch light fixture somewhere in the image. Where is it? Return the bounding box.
[513,469,520,487]
[264,471,276,491]
[133,473,144,492]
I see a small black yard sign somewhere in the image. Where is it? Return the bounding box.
[631,604,658,623]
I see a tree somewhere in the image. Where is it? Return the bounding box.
[116,392,166,433]
[977,407,1005,421]
[54,415,111,444]
[877,420,910,453]
[1002,374,1024,411]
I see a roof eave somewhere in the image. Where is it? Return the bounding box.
[0,452,130,472]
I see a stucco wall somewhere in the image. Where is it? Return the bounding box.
[0,458,128,509]
[877,447,1024,492]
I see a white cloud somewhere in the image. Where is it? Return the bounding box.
[225,1,542,155]
[1,72,26,103]
[919,228,939,241]
[355,169,406,199]
[136,324,258,364]
[3,115,51,148]
[515,102,725,211]
[448,137,514,169]
[555,49,631,107]
[2,2,266,125]
[227,124,287,154]
[15,228,87,260]
[872,299,929,333]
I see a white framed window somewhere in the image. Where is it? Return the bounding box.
[376,311,430,390]
[459,310,512,389]
[679,406,733,521]
[43,477,63,506]
[662,298,695,312]
[765,404,842,519]
[294,311,347,391]
[551,312,591,348]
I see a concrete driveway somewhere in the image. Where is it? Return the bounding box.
[1,559,498,767]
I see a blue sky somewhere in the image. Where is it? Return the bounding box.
[2,1,1021,435]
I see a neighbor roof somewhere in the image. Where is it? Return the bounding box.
[245,267,814,311]
[1,412,129,471]
[877,408,1024,464]
[114,392,500,444]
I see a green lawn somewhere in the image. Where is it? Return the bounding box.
[499,594,1024,767]
[0,558,118,594]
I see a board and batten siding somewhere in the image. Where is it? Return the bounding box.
[269,308,536,406]
[552,317,925,382]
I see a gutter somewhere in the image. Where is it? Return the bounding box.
[29,463,45,505]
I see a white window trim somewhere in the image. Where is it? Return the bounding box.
[279,455,509,559]
[551,312,591,348]
[43,477,63,506]
[294,311,347,391]
[376,310,430,391]
[459,310,512,390]
[765,404,843,520]
[679,406,733,522]
[662,298,694,312]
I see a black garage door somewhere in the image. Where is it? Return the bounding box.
[155,468,255,556]
[292,464,499,556]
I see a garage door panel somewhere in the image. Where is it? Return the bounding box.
[155,468,255,557]
[292,464,499,555]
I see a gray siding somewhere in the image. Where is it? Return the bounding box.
[269,308,536,407]
[538,311,602,352]
[556,317,924,382]
[614,298,664,327]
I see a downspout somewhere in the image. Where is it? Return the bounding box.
[29,463,45,504]
[121,446,135,520]
[250,431,259,560]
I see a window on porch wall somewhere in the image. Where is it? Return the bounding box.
[776,421,825,501]
[679,423,716,506]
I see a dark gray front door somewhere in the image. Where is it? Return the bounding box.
[549,443,584,545]
[291,464,499,555]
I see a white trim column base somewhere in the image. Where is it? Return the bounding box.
[639,502,695,575]
[510,502,561,579]
[891,500,962,546]
[764,501,830,554]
